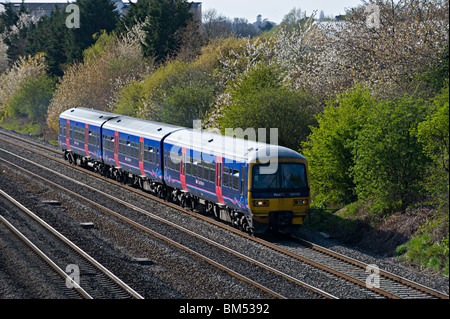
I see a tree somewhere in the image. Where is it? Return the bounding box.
[47,28,149,132]
[279,7,308,33]
[6,74,55,123]
[352,95,429,214]
[25,7,70,77]
[417,85,449,174]
[0,53,46,120]
[69,0,120,63]
[121,0,193,62]
[302,87,374,206]
[315,0,449,98]
[416,85,449,218]
[142,0,193,61]
[0,38,8,73]
[202,9,233,41]
[217,63,317,151]
[115,59,216,127]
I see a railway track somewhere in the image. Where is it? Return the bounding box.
[0,129,448,299]
[0,145,334,299]
[0,189,143,299]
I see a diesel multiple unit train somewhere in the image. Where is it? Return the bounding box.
[58,107,310,234]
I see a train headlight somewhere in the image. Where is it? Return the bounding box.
[253,200,269,207]
[293,199,308,206]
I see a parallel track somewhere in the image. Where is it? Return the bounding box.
[0,147,334,299]
[0,130,448,299]
[0,189,143,299]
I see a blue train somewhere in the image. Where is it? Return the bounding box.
[59,107,310,234]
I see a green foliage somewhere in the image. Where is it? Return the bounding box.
[115,59,216,127]
[115,81,145,116]
[352,95,429,214]
[159,83,215,127]
[26,6,69,77]
[416,45,449,93]
[121,0,193,62]
[279,7,309,33]
[70,0,119,63]
[6,74,55,123]
[217,63,317,151]
[416,85,449,174]
[23,0,119,77]
[396,215,449,275]
[302,87,375,207]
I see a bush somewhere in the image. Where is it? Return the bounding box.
[6,74,55,123]
[352,94,429,214]
[396,215,449,275]
[217,63,317,151]
[116,59,216,127]
[302,87,374,207]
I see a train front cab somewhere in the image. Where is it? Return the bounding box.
[248,154,310,234]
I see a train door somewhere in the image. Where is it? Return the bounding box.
[215,157,224,205]
[114,131,120,168]
[180,147,187,191]
[66,119,71,151]
[84,123,89,157]
[139,137,145,177]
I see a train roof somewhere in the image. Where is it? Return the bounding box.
[103,115,184,140]
[164,129,306,162]
[60,107,118,126]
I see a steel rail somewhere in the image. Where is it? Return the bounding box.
[1,131,447,299]
[0,212,92,299]
[0,152,293,299]
[0,185,144,300]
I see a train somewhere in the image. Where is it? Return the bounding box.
[58,107,310,234]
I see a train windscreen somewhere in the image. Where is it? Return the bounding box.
[252,163,307,191]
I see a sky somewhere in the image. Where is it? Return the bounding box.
[1,0,365,24]
[200,0,363,23]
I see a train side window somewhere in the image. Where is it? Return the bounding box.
[209,162,215,183]
[191,158,196,177]
[174,152,180,172]
[147,146,152,163]
[223,167,229,187]
[186,154,191,175]
[157,149,160,166]
[203,161,209,181]
[168,151,175,170]
[232,169,239,190]
[197,160,203,179]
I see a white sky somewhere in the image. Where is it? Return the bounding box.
[200,0,363,23]
[1,1,365,24]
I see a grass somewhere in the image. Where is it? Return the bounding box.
[396,216,449,276]
[0,116,45,136]
[306,201,449,276]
